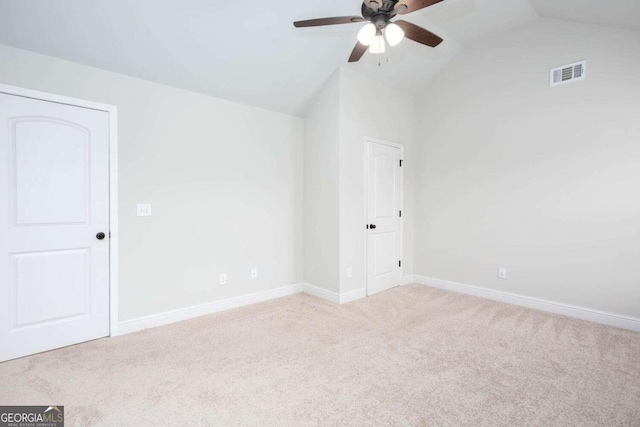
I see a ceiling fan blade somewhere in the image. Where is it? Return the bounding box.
[348,42,368,63]
[394,0,443,15]
[394,20,443,47]
[294,16,364,28]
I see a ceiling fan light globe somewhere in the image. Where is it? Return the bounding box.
[357,23,377,46]
[385,23,405,46]
[369,34,386,54]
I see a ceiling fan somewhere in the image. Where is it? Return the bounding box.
[293,0,445,63]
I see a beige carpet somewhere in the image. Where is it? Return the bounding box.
[1,284,639,426]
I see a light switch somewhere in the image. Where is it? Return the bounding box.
[137,203,152,217]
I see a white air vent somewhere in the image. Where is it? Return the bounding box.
[550,61,586,87]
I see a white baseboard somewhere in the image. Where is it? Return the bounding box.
[302,283,340,304]
[402,275,415,285]
[117,281,370,335]
[117,283,303,335]
[339,287,367,304]
[302,283,366,304]
[413,275,640,332]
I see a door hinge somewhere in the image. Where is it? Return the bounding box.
[400,160,403,167]
[399,260,402,267]
[109,231,111,238]
[399,210,402,218]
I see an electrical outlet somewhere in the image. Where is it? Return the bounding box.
[220,273,227,285]
[136,203,152,217]
[498,268,507,279]
[346,267,353,278]
[251,268,258,279]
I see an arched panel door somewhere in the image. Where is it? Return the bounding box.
[366,140,403,296]
[0,93,109,362]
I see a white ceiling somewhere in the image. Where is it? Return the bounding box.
[0,1,636,116]
[530,0,640,32]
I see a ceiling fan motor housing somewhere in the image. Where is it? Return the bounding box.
[363,0,400,19]
[366,0,383,12]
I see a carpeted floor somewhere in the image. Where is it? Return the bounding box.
[1,284,639,426]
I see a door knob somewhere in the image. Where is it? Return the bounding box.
[96,232,106,240]
[370,224,377,229]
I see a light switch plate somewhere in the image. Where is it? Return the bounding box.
[346,267,353,278]
[220,273,227,285]
[498,268,507,279]
[137,203,152,217]
[251,268,258,279]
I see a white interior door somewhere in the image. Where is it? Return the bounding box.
[0,93,110,362]
[366,140,402,296]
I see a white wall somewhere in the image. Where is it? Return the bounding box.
[414,19,640,317]
[339,67,416,294]
[302,67,416,296]
[303,71,341,292]
[0,44,304,322]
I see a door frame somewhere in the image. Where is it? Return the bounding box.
[363,137,404,296]
[0,83,120,336]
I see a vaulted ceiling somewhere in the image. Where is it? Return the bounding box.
[0,0,637,116]
[530,0,640,32]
